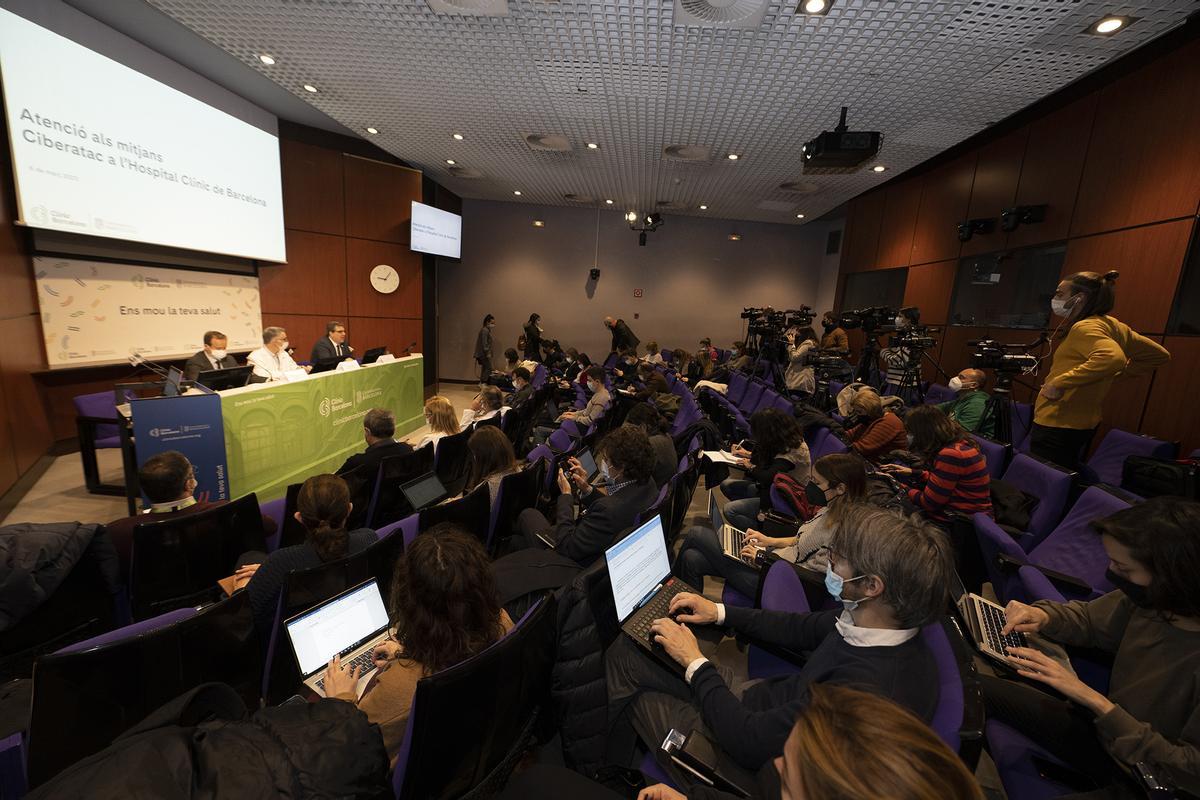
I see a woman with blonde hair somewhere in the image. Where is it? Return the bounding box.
[412,395,460,450]
[638,684,983,800]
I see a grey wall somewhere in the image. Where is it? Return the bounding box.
[437,199,843,381]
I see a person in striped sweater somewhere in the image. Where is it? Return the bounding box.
[881,405,992,523]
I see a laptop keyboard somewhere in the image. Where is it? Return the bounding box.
[723,525,746,554]
[979,601,1027,657]
[628,579,686,641]
[314,648,378,693]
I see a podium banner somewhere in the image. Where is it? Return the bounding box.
[130,393,230,502]
[219,357,424,502]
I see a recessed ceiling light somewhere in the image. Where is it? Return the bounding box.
[872,165,887,173]
[452,133,464,141]
[302,84,318,93]
[513,190,522,196]
[728,233,742,241]
[445,159,456,165]
[533,220,545,228]
[796,213,805,219]
[586,142,599,150]
[726,153,740,160]
[605,199,614,205]
[1088,15,1134,35]
[801,0,831,14]
[257,54,276,66]
[699,204,708,210]
[625,211,638,222]
[365,127,378,135]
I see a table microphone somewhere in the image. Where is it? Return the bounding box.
[129,352,169,378]
[403,341,418,356]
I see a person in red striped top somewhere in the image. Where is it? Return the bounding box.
[881,405,993,523]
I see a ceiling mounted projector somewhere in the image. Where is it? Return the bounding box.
[802,106,882,173]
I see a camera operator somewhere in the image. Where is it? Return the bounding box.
[879,307,922,402]
[938,368,994,438]
[784,326,819,397]
[1033,271,1170,470]
[820,311,849,353]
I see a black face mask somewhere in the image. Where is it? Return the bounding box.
[822,321,835,330]
[1105,569,1153,608]
[805,482,829,507]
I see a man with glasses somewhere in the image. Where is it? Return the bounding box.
[311,320,355,363]
[605,505,953,786]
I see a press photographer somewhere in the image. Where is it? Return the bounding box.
[879,307,941,404]
[740,306,816,390]
[967,337,1042,444]
[837,305,895,386]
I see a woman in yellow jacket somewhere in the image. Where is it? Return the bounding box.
[1033,270,1170,469]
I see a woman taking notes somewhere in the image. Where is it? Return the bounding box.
[1033,270,1169,469]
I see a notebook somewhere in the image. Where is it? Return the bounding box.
[284,579,391,698]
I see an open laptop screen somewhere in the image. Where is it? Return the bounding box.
[605,515,670,622]
[708,490,723,531]
[163,366,183,397]
[285,580,389,676]
[401,473,447,510]
[576,447,598,480]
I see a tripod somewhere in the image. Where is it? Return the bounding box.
[979,372,1017,445]
[889,346,948,406]
[853,332,883,388]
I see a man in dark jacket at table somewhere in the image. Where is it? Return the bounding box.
[183,330,239,381]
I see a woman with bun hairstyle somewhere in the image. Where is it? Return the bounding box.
[1033,270,1169,470]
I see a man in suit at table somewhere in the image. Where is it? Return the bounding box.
[337,408,413,475]
[183,330,239,381]
[311,321,354,364]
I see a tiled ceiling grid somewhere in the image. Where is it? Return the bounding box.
[147,0,1195,224]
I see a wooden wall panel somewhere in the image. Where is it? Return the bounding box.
[346,238,422,319]
[0,315,55,473]
[280,138,345,237]
[874,177,924,269]
[1007,94,1096,249]
[902,260,957,326]
[259,230,348,315]
[1071,38,1200,237]
[910,154,976,266]
[348,317,424,360]
[840,191,884,272]
[0,375,19,496]
[343,156,422,244]
[1143,336,1200,454]
[961,128,1028,257]
[1061,219,1192,334]
[937,326,989,384]
[36,364,161,442]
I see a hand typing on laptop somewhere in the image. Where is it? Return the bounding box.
[667,592,719,625]
[323,653,367,698]
[647,617,703,667]
[999,600,1050,636]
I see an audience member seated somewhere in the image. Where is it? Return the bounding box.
[642,340,664,366]
[674,453,867,598]
[337,408,413,474]
[937,367,994,437]
[727,340,753,373]
[409,394,460,450]
[881,405,991,523]
[243,474,376,633]
[720,409,811,531]
[559,366,611,428]
[673,349,698,384]
[460,386,503,428]
[819,311,849,354]
[105,450,276,578]
[464,426,522,509]
[182,329,238,381]
[637,684,983,800]
[612,350,642,388]
[517,425,658,565]
[982,497,1200,798]
[694,349,715,384]
[488,348,521,391]
[247,325,309,381]
[843,389,906,462]
[623,403,677,488]
[505,366,533,408]
[606,506,951,785]
[699,338,718,363]
[310,320,354,363]
[322,524,513,766]
[784,326,819,396]
[542,338,567,371]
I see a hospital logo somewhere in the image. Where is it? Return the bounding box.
[319,397,331,417]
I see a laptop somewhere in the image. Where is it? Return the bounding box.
[196,364,254,391]
[284,579,391,698]
[605,514,701,675]
[400,472,449,511]
[708,490,753,565]
[361,346,388,364]
[950,571,1028,665]
[162,366,184,397]
[308,356,346,374]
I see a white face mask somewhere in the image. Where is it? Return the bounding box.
[894,316,907,329]
[279,340,290,351]
[1050,296,1075,318]
[948,376,964,392]
[210,348,227,360]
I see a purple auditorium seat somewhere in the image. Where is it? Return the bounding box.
[1011,402,1034,452]
[738,381,765,415]
[547,428,575,453]
[57,607,197,654]
[726,372,750,406]
[811,431,847,460]
[923,383,957,405]
[986,719,1081,800]
[975,485,1131,604]
[378,513,421,548]
[920,620,977,756]
[74,390,128,494]
[999,453,1075,551]
[805,425,830,452]
[747,559,809,679]
[1081,429,1176,488]
[259,497,287,552]
[531,364,547,389]
[970,433,1011,480]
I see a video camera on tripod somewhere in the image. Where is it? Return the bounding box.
[887,328,938,351]
[741,306,815,337]
[838,306,894,334]
[968,339,1041,379]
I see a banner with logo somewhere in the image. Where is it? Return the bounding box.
[130,393,230,503]
[219,357,424,502]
